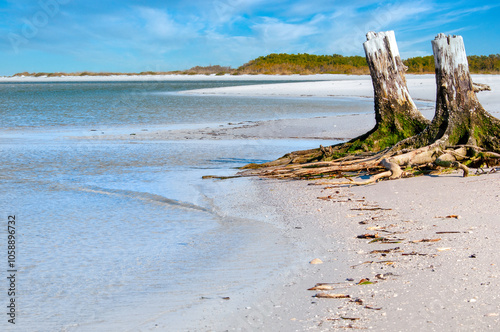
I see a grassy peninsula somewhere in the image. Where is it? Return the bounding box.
[11,53,500,77]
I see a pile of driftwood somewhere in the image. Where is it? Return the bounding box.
[239,32,500,184]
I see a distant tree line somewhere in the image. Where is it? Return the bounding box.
[237,53,500,75]
[404,54,500,73]
[11,54,500,77]
[235,53,369,75]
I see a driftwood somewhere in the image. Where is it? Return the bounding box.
[239,32,500,183]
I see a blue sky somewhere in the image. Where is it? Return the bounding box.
[0,0,499,75]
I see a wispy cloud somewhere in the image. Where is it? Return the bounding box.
[252,17,320,44]
[136,7,199,40]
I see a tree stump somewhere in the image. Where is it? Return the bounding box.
[358,31,429,151]
[242,31,429,169]
[239,33,500,180]
[396,33,500,153]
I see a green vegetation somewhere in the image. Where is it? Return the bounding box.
[11,53,500,77]
[403,56,435,73]
[468,54,500,73]
[235,53,369,75]
[404,54,500,74]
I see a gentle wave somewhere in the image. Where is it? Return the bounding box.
[77,186,211,213]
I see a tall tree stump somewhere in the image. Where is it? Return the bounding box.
[397,33,500,152]
[243,31,430,168]
[357,31,429,151]
[240,33,500,179]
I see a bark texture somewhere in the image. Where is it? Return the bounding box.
[354,31,429,151]
[244,31,429,169]
[238,33,500,181]
[395,34,500,152]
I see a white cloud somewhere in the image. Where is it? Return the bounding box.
[252,17,318,43]
[320,1,437,55]
[136,7,200,40]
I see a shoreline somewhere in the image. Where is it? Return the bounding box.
[141,76,500,330]
[3,74,490,119]
[5,76,499,330]
[0,73,368,83]
[177,74,500,116]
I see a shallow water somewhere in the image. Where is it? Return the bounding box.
[0,80,371,331]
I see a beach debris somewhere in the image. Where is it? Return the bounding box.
[308,284,335,291]
[375,273,386,280]
[351,260,395,269]
[221,297,230,300]
[325,321,362,329]
[402,251,429,256]
[359,216,383,224]
[379,229,400,235]
[411,238,441,243]
[202,175,241,180]
[351,207,392,211]
[364,305,382,310]
[435,215,462,219]
[350,298,364,305]
[369,237,403,243]
[370,247,401,254]
[313,293,350,299]
[435,231,462,234]
[310,258,323,264]
[469,254,477,258]
[340,317,360,321]
[357,233,379,239]
[485,313,499,317]
[437,247,451,251]
[357,278,374,285]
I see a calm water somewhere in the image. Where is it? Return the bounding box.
[0,80,372,331]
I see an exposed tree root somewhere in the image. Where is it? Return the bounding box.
[238,142,498,183]
[236,33,500,185]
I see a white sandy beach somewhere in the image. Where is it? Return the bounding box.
[179,74,499,116]
[7,74,499,331]
[0,73,361,83]
[68,74,497,144]
[131,74,500,331]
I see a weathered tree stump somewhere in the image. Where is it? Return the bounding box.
[243,31,429,169]
[238,33,500,181]
[393,34,500,154]
[353,31,429,151]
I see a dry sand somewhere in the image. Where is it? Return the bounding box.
[55,74,500,331]
[169,75,500,331]
[191,171,498,332]
[179,74,499,117]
